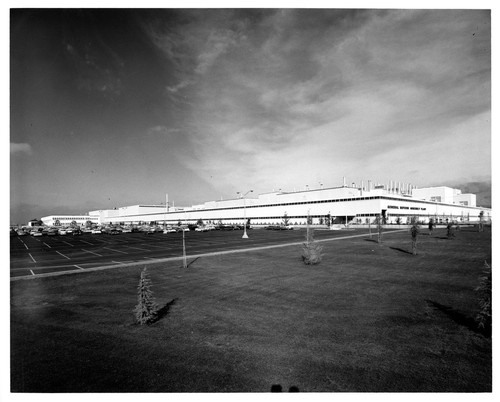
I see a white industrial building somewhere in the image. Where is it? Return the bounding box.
[71,179,491,227]
[40,214,100,227]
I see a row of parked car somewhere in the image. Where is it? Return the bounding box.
[10,222,260,237]
[265,225,294,230]
[10,226,105,236]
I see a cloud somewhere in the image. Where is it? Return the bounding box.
[194,29,242,74]
[166,79,192,93]
[142,10,490,195]
[10,143,33,155]
[61,12,125,98]
[148,126,181,136]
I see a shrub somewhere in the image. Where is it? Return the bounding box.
[475,261,491,331]
[134,267,159,325]
[301,226,323,265]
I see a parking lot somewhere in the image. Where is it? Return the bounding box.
[10,227,375,279]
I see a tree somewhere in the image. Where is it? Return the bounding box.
[428,219,434,236]
[196,218,204,227]
[134,267,158,325]
[282,212,290,226]
[301,212,323,265]
[446,221,455,239]
[375,215,383,243]
[475,261,491,332]
[410,218,420,255]
[478,211,484,232]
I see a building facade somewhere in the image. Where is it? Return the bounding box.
[40,214,100,227]
[87,183,491,227]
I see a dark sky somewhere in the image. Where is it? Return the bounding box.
[9,8,491,224]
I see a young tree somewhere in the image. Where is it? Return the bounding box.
[475,261,491,332]
[376,215,383,243]
[302,212,323,265]
[282,212,290,227]
[428,219,434,236]
[478,211,484,232]
[446,221,455,239]
[410,218,420,255]
[134,267,159,325]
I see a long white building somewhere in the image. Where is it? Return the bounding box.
[40,214,100,227]
[77,180,491,227]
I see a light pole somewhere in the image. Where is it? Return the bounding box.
[237,190,253,239]
[182,210,187,268]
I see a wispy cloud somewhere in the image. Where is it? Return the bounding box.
[62,13,125,98]
[148,126,182,136]
[145,9,490,194]
[10,143,33,155]
[194,29,243,74]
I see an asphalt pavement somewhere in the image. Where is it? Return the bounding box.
[10,227,376,280]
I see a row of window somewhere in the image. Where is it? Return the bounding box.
[52,217,97,221]
[116,195,475,219]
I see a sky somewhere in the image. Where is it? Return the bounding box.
[9,7,492,224]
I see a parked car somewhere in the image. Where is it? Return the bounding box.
[58,228,68,235]
[163,227,177,234]
[17,229,28,236]
[91,229,102,234]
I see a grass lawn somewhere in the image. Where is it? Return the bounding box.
[10,226,492,392]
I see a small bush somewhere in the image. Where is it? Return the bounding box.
[134,267,159,325]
